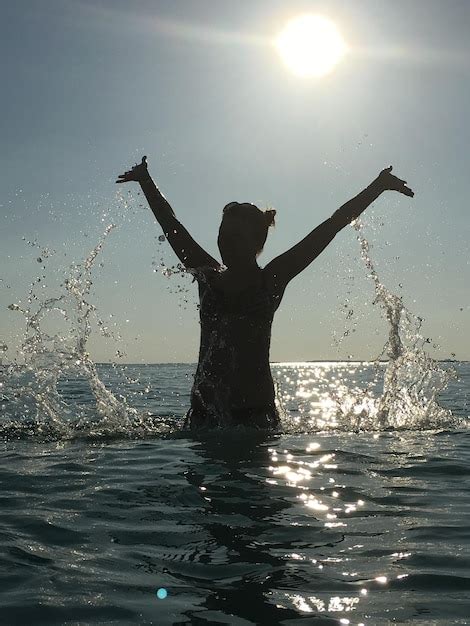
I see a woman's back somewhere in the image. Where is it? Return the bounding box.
[189,266,284,426]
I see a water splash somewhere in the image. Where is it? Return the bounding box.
[1,224,170,441]
[306,220,457,432]
[1,199,460,439]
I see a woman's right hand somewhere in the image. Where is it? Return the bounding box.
[116,156,149,183]
[375,166,414,197]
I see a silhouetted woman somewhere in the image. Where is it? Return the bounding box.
[117,157,413,430]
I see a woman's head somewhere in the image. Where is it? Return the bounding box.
[217,202,276,266]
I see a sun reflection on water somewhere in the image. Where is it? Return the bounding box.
[288,592,360,615]
[273,356,456,433]
[265,438,415,623]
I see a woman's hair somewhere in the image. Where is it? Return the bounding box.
[257,208,276,253]
[223,202,276,255]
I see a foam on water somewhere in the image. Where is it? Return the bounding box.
[0,204,461,440]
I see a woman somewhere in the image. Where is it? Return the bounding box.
[117,157,413,430]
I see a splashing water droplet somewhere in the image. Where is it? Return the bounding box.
[283,220,459,433]
[1,225,170,442]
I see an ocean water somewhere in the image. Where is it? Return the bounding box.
[1,215,469,624]
[1,361,469,625]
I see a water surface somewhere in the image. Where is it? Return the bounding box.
[1,362,469,625]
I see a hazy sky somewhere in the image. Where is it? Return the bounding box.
[1,0,469,363]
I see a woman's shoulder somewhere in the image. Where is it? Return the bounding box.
[190,264,224,285]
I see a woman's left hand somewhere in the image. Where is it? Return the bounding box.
[376,166,414,197]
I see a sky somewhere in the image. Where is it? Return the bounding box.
[1,0,469,363]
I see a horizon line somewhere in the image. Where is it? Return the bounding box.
[94,359,467,365]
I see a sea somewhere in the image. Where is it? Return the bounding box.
[0,360,469,626]
[1,219,469,624]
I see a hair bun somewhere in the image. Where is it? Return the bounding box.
[264,208,276,227]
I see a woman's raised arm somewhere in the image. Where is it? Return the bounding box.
[264,166,414,289]
[116,157,220,270]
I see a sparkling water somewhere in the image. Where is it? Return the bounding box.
[0,215,469,624]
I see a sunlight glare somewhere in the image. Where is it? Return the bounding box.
[275,15,347,77]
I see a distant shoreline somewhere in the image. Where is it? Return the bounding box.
[93,359,467,366]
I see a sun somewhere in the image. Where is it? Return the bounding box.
[275,15,347,78]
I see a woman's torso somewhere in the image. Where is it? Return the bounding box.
[192,266,284,414]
